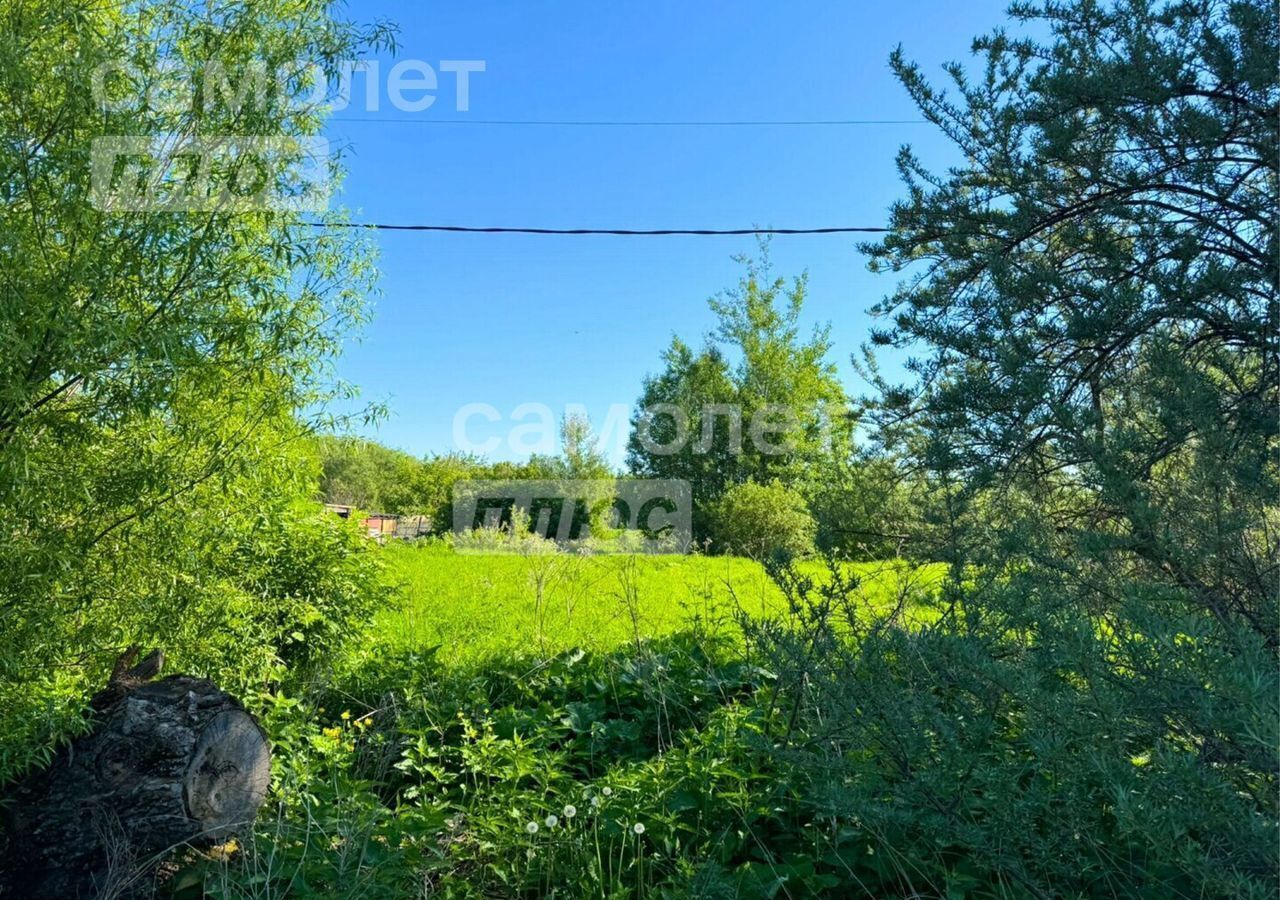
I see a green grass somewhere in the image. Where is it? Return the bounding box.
[372,542,943,666]
[193,548,949,897]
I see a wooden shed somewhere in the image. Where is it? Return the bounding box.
[361,513,399,540]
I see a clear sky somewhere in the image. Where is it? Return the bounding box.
[323,0,1013,465]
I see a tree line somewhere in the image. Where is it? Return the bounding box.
[318,249,927,558]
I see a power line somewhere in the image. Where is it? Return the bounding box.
[311,223,890,236]
[329,117,928,128]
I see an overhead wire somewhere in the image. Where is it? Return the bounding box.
[329,117,927,128]
[310,223,891,236]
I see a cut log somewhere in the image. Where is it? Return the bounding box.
[0,655,269,898]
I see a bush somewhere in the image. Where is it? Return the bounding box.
[708,479,816,559]
[447,506,560,555]
[0,459,385,782]
[741,559,1279,899]
[96,497,388,704]
[218,503,384,674]
[803,455,922,558]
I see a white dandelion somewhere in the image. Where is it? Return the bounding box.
[525,821,538,834]
[590,795,601,808]
[544,814,559,828]
[601,787,613,797]
[632,822,645,835]
[563,805,577,819]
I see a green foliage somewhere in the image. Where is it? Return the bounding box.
[0,451,386,781]
[213,502,384,675]
[317,435,435,513]
[447,504,562,555]
[176,537,1270,897]
[864,0,1277,644]
[800,453,922,558]
[174,689,444,900]
[546,412,614,481]
[179,549,945,899]
[789,0,1280,895]
[317,421,615,529]
[627,250,853,541]
[528,414,619,538]
[627,337,739,536]
[0,0,389,777]
[186,633,911,899]
[3,3,1271,899]
[743,560,1278,899]
[708,479,818,560]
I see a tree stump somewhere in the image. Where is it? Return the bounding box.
[0,652,270,898]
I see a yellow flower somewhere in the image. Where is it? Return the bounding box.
[322,726,342,740]
[208,837,239,860]
[340,710,351,721]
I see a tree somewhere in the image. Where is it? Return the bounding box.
[0,0,391,773]
[786,0,1279,892]
[521,414,617,540]
[627,338,739,538]
[865,0,1277,643]
[317,435,436,513]
[801,452,919,558]
[627,251,853,541]
[556,412,613,480]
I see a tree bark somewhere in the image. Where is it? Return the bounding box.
[0,655,269,898]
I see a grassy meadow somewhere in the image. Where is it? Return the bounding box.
[191,544,953,898]
[372,543,945,665]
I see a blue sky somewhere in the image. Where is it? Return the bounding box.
[323,0,1012,465]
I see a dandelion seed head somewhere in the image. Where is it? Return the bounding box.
[544,814,558,828]
[525,821,538,834]
[563,805,577,818]
[601,787,613,797]
[632,822,645,835]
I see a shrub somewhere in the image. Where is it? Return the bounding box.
[708,479,816,559]
[742,559,1279,899]
[221,503,384,672]
[447,506,559,555]
[104,497,389,703]
[0,472,385,782]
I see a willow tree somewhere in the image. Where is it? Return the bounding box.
[0,1,390,772]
